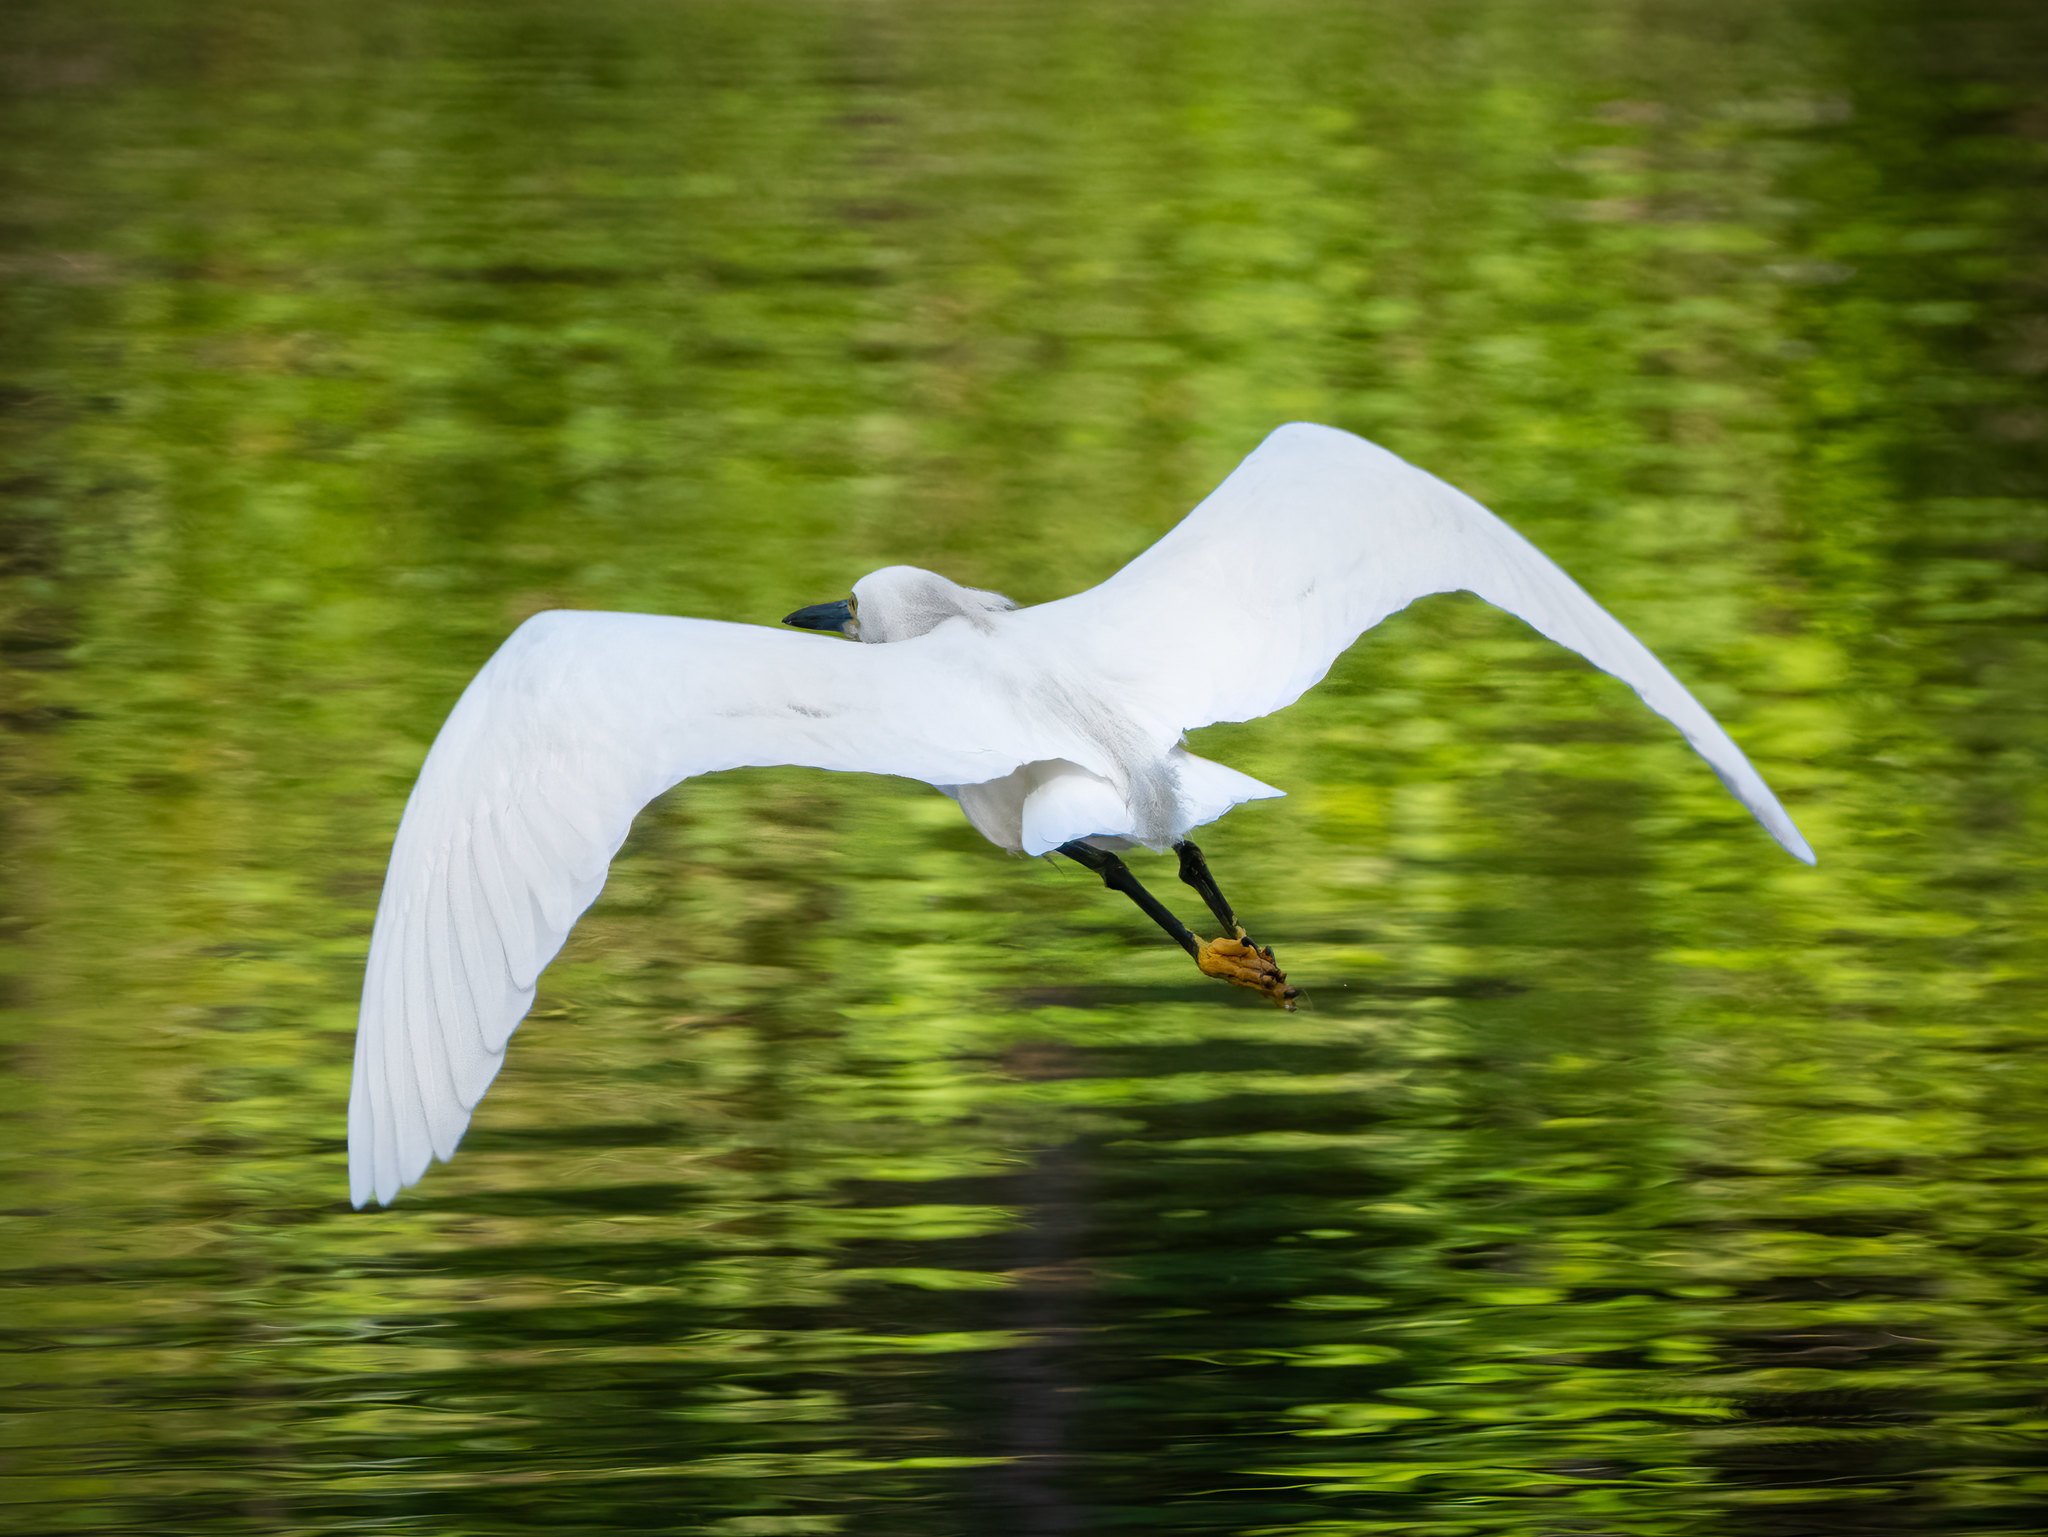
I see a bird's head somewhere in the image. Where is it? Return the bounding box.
[783,565,1015,645]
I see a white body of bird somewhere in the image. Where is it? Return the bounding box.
[348,422,1814,1206]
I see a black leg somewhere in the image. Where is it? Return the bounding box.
[1057,841,1200,959]
[1173,840,1240,936]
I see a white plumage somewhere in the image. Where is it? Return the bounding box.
[349,422,1813,1206]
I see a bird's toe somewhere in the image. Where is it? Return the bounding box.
[1195,933,1299,1011]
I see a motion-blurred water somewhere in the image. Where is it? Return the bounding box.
[4,1,2046,1532]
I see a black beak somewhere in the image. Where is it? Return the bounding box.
[782,598,856,636]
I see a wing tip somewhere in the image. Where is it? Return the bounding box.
[346,1150,380,1209]
[1760,803,1817,866]
[347,1141,431,1208]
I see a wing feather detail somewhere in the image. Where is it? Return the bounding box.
[468,813,540,993]
[346,1004,378,1208]
[379,918,434,1183]
[422,879,482,1132]
[1035,422,1813,865]
[349,611,1077,1206]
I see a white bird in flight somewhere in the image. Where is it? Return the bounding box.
[348,423,1813,1206]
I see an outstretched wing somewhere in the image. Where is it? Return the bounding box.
[349,612,1064,1207]
[1030,422,1813,864]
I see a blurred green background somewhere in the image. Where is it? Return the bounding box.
[4,0,2046,1532]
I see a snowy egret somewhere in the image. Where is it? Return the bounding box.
[348,422,1813,1206]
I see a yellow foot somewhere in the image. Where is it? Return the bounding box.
[1195,928,1300,1011]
